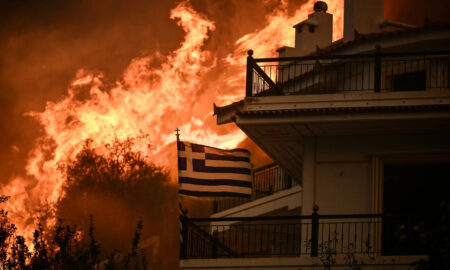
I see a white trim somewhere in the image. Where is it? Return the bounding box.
[236,111,450,126]
[244,90,450,112]
[180,183,251,194]
[211,185,302,219]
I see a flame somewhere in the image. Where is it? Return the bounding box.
[221,0,344,103]
[229,0,343,60]
[1,0,344,240]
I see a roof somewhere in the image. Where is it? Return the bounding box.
[317,23,450,55]
[293,19,318,29]
[214,99,450,125]
[213,100,244,116]
[239,104,450,116]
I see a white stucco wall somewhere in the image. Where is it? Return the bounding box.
[301,132,450,216]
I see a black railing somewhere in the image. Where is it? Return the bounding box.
[253,163,293,199]
[180,215,239,259]
[213,163,296,213]
[213,197,250,214]
[181,213,382,259]
[246,48,450,96]
[180,212,431,259]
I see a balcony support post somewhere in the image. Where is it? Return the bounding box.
[212,230,219,258]
[213,200,218,214]
[374,45,381,92]
[311,205,319,257]
[246,50,254,97]
[180,215,188,259]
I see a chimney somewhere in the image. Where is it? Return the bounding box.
[344,0,385,42]
[278,1,332,57]
[294,1,333,55]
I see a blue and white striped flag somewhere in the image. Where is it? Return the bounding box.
[177,141,252,198]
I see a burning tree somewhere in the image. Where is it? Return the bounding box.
[56,137,178,269]
[0,137,178,269]
[1,197,147,269]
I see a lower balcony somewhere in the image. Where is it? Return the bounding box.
[179,213,441,269]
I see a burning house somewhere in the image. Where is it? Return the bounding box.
[180,0,450,269]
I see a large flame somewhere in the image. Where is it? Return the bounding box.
[1,0,344,240]
[222,0,343,103]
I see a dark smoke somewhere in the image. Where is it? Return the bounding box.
[0,0,182,180]
[385,0,450,26]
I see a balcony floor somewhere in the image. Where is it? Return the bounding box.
[181,254,425,269]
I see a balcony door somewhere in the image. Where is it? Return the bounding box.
[382,161,450,255]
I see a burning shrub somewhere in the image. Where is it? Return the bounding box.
[1,196,148,269]
[0,137,178,269]
[56,137,178,269]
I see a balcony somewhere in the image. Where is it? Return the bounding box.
[213,50,450,185]
[212,163,297,214]
[180,212,434,260]
[246,49,450,97]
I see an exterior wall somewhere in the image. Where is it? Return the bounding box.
[294,11,333,55]
[301,132,450,216]
[344,0,384,42]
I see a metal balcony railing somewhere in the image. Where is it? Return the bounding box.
[246,48,450,97]
[212,163,296,213]
[253,163,293,199]
[180,212,431,259]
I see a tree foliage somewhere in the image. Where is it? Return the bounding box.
[0,199,147,269]
[0,137,178,269]
[57,138,177,268]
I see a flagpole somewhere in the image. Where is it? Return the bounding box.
[176,127,184,214]
[176,128,187,259]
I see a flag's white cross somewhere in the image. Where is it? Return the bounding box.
[179,144,205,173]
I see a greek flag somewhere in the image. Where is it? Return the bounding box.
[177,141,252,198]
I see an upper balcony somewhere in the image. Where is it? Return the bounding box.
[215,49,450,184]
[245,48,450,97]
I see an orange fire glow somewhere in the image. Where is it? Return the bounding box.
[223,0,343,102]
[1,0,344,240]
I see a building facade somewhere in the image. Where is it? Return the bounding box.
[180,0,450,269]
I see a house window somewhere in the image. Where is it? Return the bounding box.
[391,70,426,91]
[309,25,315,33]
[297,26,302,33]
[382,162,450,255]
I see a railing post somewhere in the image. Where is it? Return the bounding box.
[246,50,254,97]
[180,215,188,259]
[212,230,219,258]
[311,205,319,257]
[213,200,218,213]
[374,45,381,92]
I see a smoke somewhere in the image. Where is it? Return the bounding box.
[0,0,182,180]
[384,0,450,26]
